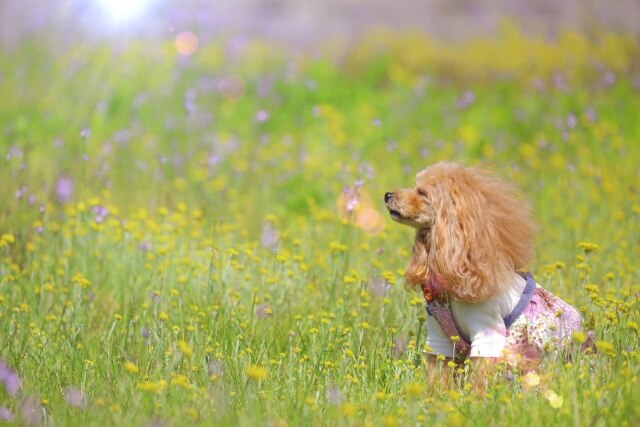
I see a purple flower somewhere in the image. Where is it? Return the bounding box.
[326,385,342,405]
[602,72,616,88]
[20,396,43,426]
[6,145,23,161]
[138,241,152,251]
[357,163,375,181]
[368,276,390,298]
[184,94,198,115]
[0,407,14,421]
[255,110,269,122]
[553,73,568,91]
[146,418,169,427]
[63,386,86,409]
[260,222,278,250]
[206,360,224,377]
[0,359,21,396]
[92,206,109,224]
[456,90,475,109]
[92,206,108,216]
[255,304,272,319]
[148,291,160,304]
[15,186,27,199]
[342,185,360,213]
[55,176,74,204]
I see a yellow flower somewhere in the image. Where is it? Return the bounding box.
[158,312,169,321]
[448,390,461,400]
[578,242,599,254]
[523,372,540,388]
[177,340,192,357]
[382,415,398,427]
[71,273,91,288]
[343,275,357,284]
[447,411,465,427]
[572,331,587,344]
[329,241,347,252]
[123,361,140,373]
[404,381,425,398]
[170,375,190,389]
[381,271,396,285]
[543,389,563,408]
[596,340,615,354]
[246,364,267,380]
[136,380,167,394]
[1,233,15,244]
[341,403,356,417]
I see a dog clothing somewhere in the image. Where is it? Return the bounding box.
[422,272,583,362]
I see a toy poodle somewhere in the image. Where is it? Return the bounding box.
[385,162,586,368]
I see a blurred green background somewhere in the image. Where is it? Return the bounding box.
[1,1,639,425]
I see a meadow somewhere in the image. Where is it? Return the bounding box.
[1,26,639,426]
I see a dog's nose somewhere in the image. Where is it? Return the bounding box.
[384,192,393,203]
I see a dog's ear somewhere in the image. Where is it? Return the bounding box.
[427,167,535,302]
[427,179,489,301]
[404,229,430,291]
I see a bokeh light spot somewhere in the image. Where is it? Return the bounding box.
[356,206,385,235]
[175,31,199,56]
[98,0,148,21]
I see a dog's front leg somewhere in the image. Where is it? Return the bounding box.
[468,357,502,393]
[424,354,457,390]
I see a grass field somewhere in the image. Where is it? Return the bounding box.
[1,26,639,426]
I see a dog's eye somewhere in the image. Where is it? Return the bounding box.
[416,188,428,197]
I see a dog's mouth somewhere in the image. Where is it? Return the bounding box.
[386,205,427,228]
[386,207,404,220]
[387,208,400,217]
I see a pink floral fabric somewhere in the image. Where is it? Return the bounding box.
[423,280,583,362]
[504,286,582,361]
